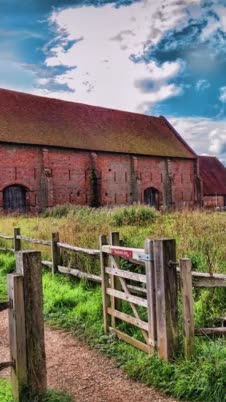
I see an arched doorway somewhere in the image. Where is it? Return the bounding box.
[144,187,159,209]
[3,185,27,213]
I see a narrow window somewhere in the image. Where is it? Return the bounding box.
[114,172,116,182]
[181,173,183,183]
[68,169,71,180]
[125,172,128,182]
[34,168,37,179]
[114,193,117,203]
[15,167,17,180]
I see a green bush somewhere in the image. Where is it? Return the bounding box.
[112,206,158,226]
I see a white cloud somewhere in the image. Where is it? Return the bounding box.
[196,79,210,91]
[169,116,226,163]
[219,86,226,103]
[36,1,204,112]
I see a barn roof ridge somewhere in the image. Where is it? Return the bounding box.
[0,87,196,159]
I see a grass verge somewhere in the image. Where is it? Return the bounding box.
[0,379,73,402]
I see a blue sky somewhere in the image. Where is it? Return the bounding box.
[1,0,226,161]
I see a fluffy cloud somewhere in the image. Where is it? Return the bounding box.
[196,79,210,91]
[219,86,226,103]
[169,116,226,163]
[37,1,204,112]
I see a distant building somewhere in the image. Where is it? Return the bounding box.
[0,88,202,213]
[199,156,226,208]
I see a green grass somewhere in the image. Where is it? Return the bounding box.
[0,379,73,402]
[0,208,226,401]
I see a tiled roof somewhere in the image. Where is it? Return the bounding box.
[199,156,226,195]
[0,88,196,158]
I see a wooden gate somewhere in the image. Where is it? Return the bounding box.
[100,233,178,361]
[99,233,157,354]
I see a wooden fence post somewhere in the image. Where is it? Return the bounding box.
[16,251,47,394]
[8,274,27,401]
[180,258,194,357]
[153,238,178,361]
[14,228,21,252]
[109,232,121,327]
[51,232,60,274]
[144,239,157,350]
[99,235,111,334]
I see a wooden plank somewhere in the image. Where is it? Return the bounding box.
[51,232,60,275]
[109,232,121,328]
[192,277,226,287]
[99,235,111,334]
[118,276,149,343]
[105,267,146,283]
[19,236,51,246]
[106,287,147,307]
[195,327,226,335]
[107,307,149,331]
[57,242,100,255]
[14,228,21,252]
[153,239,178,361]
[0,234,13,240]
[109,327,153,354]
[101,245,144,261]
[41,260,53,268]
[58,266,101,283]
[16,251,47,394]
[8,274,27,401]
[127,284,147,295]
[0,247,14,253]
[191,271,226,279]
[145,239,157,348]
[177,266,226,281]
[180,258,194,357]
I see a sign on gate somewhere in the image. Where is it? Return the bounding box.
[112,248,133,259]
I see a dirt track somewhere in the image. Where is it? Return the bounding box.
[0,310,177,402]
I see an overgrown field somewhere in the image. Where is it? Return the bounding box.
[0,206,226,401]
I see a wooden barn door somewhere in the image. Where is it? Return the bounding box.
[144,187,159,209]
[3,186,26,213]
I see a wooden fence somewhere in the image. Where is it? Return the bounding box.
[0,228,226,364]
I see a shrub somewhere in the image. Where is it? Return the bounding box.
[112,205,159,226]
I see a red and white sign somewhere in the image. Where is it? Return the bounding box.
[112,248,133,259]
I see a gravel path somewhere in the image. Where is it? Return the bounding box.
[0,310,177,402]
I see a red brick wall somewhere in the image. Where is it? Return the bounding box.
[203,196,225,208]
[0,144,197,211]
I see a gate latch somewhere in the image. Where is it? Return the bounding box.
[137,253,153,262]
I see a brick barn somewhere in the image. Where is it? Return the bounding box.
[0,88,202,213]
[199,156,226,208]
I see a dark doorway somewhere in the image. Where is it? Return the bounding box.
[144,187,159,209]
[3,185,27,213]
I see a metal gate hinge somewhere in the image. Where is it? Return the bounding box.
[137,253,153,262]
